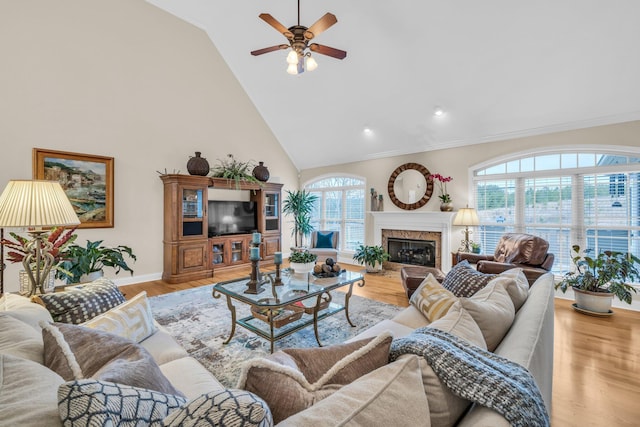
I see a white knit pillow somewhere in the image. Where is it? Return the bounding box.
[82,292,157,343]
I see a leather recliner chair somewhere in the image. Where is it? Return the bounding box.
[455,233,555,286]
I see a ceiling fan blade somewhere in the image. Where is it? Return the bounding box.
[251,44,289,56]
[259,13,293,39]
[304,13,337,39]
[309,43,347,60]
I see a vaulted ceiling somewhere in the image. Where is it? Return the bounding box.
[148,1,640,170]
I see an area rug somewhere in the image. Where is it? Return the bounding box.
[149,284,403,388]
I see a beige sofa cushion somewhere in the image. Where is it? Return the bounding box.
[0,313,44,364]
[278,355,431,427]
[0,354,64,427]
[460,281,515,351]
[159,356,226,400]
[495,268,529,311]
[2,293,54,330]
[401,302,486,427]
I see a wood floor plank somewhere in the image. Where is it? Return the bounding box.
[121,263,640,426]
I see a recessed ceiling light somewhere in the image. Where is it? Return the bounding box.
[434,107,445,117]
[363,127,373,135]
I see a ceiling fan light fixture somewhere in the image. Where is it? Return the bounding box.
[286,50,299,65]
[286,63,299,75]
[305,54,318,71]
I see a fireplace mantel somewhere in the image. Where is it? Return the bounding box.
[369,211,456,271]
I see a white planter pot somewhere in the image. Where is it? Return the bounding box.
[365,262,383,273]
[573,287,614,313]
[79,271,104,284]
[290,262,315,275]
[19,270,56,295]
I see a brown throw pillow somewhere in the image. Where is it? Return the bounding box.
[41,321,183,397]
[441,260,496,297]
[237,333,392,423]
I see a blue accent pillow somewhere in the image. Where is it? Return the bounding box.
[315,231,334,249]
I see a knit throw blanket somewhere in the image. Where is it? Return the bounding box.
[389,328,550,427]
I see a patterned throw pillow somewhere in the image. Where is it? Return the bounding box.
[315,231,334,248]
[82,291,157,343]
[409,273,458,321]
[163,389,273,427]
[58,379,186,426]
[238,333,392,424]
[33,278,126,324]
[441,260,497,297]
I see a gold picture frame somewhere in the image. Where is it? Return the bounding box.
[32,148,114,228]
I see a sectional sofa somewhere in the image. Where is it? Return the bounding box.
[0,269,554,426]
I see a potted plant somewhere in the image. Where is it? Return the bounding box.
[288,250,318,274]
[282,190,319,247]
[471,242,481,254]
[555,244,640,314]
[352,244,390,273]
[58,240,137,284]
[428,173,453,211]
[210,154,262,188]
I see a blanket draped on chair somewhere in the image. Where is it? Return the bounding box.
[389,328,549,427]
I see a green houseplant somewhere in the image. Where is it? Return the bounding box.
[282,190,319,247]
[210,154,262,188]
[58,240,137,284]
[352,244,390,273]
[555,244,640,313]
[288,250,318,274]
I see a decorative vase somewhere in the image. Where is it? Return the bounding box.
[290,261,315,275]
[187,152,210,176]
[19,270,56,295]
[440,202,454,212]
[252,161,270,182]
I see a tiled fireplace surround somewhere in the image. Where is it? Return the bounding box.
[370,211,456,272]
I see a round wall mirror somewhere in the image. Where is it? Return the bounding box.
[387,163,434,210]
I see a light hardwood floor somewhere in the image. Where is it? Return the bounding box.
[121,264,640,427]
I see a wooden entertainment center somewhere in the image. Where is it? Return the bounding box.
[160,174,283,283]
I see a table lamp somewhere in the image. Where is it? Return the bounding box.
[0,180,80,295]
[452,207,480,252]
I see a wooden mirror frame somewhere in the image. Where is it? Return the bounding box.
[387,163,434,210]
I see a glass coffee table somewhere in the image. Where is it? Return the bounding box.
[212,270,365,353]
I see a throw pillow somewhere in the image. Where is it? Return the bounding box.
[58,379,186,426]
[0,354,64,427]
[277,355,430,427]
[82,291,157,343]
[409,273,458,321]
[428,301,487,350]
[238,332,392,423]
[33,278,126,324]
[441,260,496,297]
[163,389,273,427]
[315,231,334,249]
[0,313,45,364]
[41,321,183,396]
[496,268,530,311]
[460,280,515,351]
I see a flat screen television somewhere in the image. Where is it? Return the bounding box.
[207,200,258,236]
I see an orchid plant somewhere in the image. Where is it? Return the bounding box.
[429,173,453,203]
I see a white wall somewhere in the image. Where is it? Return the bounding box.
[0,0,300,293]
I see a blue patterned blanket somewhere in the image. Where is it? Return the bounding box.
[390,328,549,427]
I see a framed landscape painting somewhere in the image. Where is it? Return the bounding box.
[32,148,114,228]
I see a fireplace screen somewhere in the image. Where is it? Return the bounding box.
[387,237,436,267]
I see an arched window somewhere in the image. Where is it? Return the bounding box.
[304,175,365,251]
[472,150,640,274]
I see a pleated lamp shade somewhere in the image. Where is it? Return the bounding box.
[0,180,80,228]
[452,208,480,226]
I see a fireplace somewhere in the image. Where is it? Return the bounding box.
[387,237,436,267]
[371,211,455,271]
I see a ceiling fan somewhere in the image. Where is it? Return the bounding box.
[250,0,347,75]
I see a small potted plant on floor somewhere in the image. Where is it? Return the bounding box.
[353,244,390,273]
[288,250,318,275]
[57,240,137,284]
[555,244,640,314]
